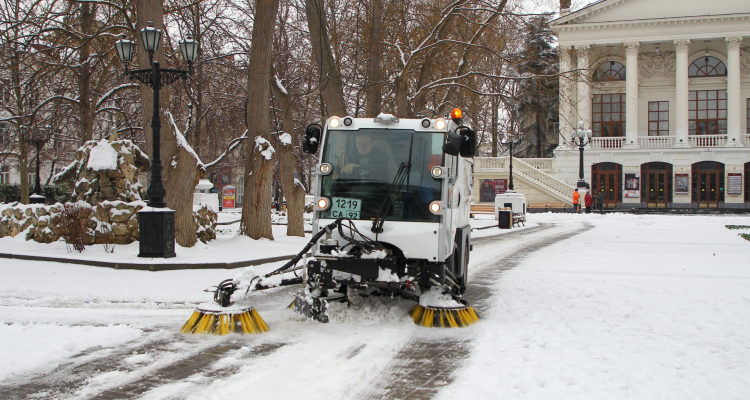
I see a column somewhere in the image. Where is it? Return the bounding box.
[673,39,691,148]
[725,37,743,146]
[576,45,591,134]
[558,45,575,144]
[625,42,640,148]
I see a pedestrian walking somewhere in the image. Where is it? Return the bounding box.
[573,188,580,213]
[596,190,604,214]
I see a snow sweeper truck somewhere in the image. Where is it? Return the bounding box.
[181,108,479,334]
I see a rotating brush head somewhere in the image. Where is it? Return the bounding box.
[411,304,480,328]
[181,307,269,335]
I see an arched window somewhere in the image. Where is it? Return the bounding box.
[593,61,626,81]
[689,56,726,77]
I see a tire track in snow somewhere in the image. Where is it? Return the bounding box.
[0,330,285,400]
[0,333,175,400]
[365,222,590,399]
[91,341,285,399]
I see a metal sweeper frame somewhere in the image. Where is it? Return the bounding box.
[182,109,479,334]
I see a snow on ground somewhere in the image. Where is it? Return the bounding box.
[0,211,312,265]
[1,212,750,398]
[439,212,750,399]
[0,322,141,382]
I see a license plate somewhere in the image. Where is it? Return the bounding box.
[331,197,361,219]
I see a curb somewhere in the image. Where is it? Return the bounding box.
[0,252,307,271]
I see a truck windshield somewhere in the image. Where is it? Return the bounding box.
[320,129,444,222]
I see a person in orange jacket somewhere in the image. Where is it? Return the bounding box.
[573,188,580,213]
[584,191,593,213]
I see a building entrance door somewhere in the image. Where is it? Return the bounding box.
[691,161,725,208]
[641,162,673,208]
[592,162,622,208]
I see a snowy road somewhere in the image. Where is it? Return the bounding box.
[2,213,750,399]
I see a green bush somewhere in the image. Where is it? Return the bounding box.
[0,183,72,204]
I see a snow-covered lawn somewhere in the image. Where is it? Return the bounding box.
[441,212,750,399]
[1,212,749,398]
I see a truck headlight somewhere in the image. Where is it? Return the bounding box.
[431,165,446,178]
[329,117,340,128]
[435,119,446,130]
[316,197,331,211]
[429,201,445,215]
[318,162,333,175]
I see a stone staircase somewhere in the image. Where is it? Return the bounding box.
[474,157,575,205]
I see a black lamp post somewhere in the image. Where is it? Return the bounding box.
[502,132,523,192]
[571,120,593,189]
[115,21,198,258]
[26,126,50,204]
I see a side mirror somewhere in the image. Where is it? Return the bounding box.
[442,130,461,156]
[302,123,321,154]
[458,127,476,158]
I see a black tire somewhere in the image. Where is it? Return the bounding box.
[455,238,470,294]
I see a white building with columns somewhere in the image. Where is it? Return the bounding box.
[544,0,750,209]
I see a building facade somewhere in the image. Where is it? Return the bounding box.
[547,0,750,209]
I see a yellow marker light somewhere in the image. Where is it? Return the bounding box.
[330,117,340,128]
[429,202,441,213]
[451,108,463,120]
[435,119,446,130]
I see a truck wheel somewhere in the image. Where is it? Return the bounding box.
[457,240,469,294]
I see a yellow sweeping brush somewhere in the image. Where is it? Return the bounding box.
[181,305,269,335]
[411,304,480,328]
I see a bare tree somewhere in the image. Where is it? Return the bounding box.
[271,71,305,236]
[240,0,280,240]
[305,0,347,117]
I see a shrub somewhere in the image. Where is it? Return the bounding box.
[0,183,72,204]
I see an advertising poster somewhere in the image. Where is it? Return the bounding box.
[222,186,236,209]
[494,179,508,195]
[728,173,742,195]
[624,173,640,198]
[675,174,689,195]
[479,179,508,202]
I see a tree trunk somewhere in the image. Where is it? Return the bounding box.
[305,0,347,117]
[394,73,409,118]
[137,0,201,247]
[491,95,498,157]
[77,2,95,143]
[271,73,305,237]
[365,0,382,118]
[240,0,279,240]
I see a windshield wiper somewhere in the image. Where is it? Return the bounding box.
[371,135,413,234]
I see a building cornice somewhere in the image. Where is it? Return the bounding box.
[551,13,750,34]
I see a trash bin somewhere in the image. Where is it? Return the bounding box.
[498,210,512,229]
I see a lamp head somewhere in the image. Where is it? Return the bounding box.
[140,20,162,54]
[578,120,585,130]
[114,35,134,65]
[586,129,592,139]
[179,35,199,64]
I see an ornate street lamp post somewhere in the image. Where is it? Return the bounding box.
[571,120,593,189]
[26,126,50,204]
[114,21,198,258]
[502,131,523,192]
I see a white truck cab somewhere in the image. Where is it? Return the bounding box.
[301,110,476,300]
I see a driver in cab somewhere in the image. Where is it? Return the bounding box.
[341,133,389,179]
